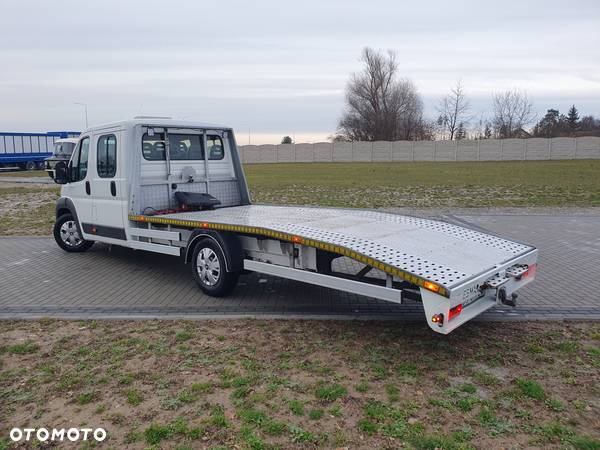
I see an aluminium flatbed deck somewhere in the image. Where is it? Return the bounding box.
[130,205,536,298]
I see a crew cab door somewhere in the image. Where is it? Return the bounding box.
[61,136,93,235]
[88,131,126,241]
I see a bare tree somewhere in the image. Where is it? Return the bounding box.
[492,88,534,138]
[337,47,429,141]
[436,80,471,140]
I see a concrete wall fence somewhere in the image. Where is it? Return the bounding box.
[238,137,600,164]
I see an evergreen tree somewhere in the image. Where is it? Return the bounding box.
[567,105,580,131]
[455,122,467,140]
[281,136,293,144]
[484,122,492,139]
[533,109,560,137]
[558,114,569,134]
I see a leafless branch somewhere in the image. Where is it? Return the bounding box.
[436,80,471,140]
[492,88,534,138]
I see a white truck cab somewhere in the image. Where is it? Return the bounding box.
[44,137,79,177]
[53,117,538,334]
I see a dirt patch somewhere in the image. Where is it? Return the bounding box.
[0,320,598,449]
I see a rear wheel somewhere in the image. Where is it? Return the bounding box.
[25,161,36,171]
[53,214,94,252]
[191,238,239,296]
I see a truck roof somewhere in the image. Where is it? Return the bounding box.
[82,117,231,133]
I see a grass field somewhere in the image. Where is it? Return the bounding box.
[0,160,598,236]
[1,320,599,449]
[245,160,600,208]
[0,185,59,236]
[0,169,48,177]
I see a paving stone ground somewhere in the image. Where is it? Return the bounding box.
[0,211,599,324]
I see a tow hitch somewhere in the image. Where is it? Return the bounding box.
[481,263,533,308]
[498,287,518,307]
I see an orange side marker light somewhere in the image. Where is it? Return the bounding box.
[424,281,440,293]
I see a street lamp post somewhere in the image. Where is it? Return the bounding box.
[75,102,88,128]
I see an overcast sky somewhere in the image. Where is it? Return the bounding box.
[1,0,599,143]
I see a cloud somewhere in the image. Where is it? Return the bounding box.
[0,0,598,139]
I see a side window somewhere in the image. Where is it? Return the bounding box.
[71,137,90,182]
[79,138,90,180]
[97,134,117,178]
[70,141,80,175]
[207,135,225,160]
[142,132,166,161]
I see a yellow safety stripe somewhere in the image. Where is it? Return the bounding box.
[128,214,449,297]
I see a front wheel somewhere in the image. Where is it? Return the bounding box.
[53,214,94,252]
[191,238,239,296]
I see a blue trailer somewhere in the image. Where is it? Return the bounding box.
[0,131,80,170]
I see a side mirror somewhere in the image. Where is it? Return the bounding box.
[53,161,69,185]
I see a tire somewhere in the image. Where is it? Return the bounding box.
[191,238,239,296]
[53,214,94,253]
[25,161,36,171]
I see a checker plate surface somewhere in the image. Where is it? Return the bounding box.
[149,205,534,289]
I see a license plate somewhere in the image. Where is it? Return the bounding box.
[462,290,485,308]
[462,282,485,304]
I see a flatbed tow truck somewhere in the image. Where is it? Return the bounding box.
[51,118,537,334]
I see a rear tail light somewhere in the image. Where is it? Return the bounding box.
[448,304,463,320]
[523,263,537,278]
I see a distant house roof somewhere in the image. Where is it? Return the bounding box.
[513,128,532,138]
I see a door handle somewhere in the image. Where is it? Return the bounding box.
[110,181,117,197]
[85,181,91,195]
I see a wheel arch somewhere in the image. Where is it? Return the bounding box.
[55,197,83,234]
[185,229,243,272]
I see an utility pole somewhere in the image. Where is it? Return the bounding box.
[75,102,88,128]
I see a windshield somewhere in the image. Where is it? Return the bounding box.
[53,142,76,157]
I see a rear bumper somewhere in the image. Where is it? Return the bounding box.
[421,248,538,334]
